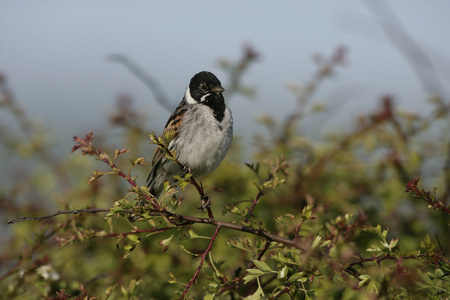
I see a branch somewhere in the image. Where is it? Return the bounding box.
[180,226,221,300]
[8,207,308,251]
[405,177,450,214]
[7,208,109,224]
[108,54,175,112]
[72,131,161,209]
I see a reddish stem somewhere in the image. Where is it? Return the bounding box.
[179,226,221,299]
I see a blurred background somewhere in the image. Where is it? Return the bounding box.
[1,1,449,145]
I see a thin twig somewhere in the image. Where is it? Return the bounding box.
[108,54,175,112]
[7,208,109,224]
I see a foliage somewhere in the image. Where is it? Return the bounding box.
[1,46,449,300]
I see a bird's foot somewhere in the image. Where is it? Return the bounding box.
[182,165,192,176]
[199,194,211,212]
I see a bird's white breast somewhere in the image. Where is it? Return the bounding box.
[175,104,233,177]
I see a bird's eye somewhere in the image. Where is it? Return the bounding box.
[200,83,208,92]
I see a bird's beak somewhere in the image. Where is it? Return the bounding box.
[211,85,225,93]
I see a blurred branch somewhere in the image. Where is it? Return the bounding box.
[309,95,401,180]
[365,0,449,99]
[0,223,64,282]
[219,43,259,99]
[108,54,175,112]
[283,47,347,138]
[405,177,450,214]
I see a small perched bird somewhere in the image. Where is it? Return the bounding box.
[147,71,233,200]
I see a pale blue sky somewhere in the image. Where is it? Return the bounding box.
[1,1,449,143]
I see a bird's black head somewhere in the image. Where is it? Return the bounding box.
[187,71,225,103]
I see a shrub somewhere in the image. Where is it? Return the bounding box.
[1,47,449,300]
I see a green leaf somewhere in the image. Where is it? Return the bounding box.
[168,272,178,284]
[131,157,146,166]
[105,283,117,300]
[364,224,386,241]
[158,234,174,252]
[246,269,267,276]
[127,279,140,293]
[302,205,313,219]
[358,274,371,287]
[188,229,199,238]
[88,170,104,184]
[389,237,398,250]
[277,265,288,279]
[367,281,378,294]
[208,252,225,279]
[311,235,323,250]
[243,270,266,285]
[243,280,265,300]
[204,294,215,300]
[271,252,296,265]
[179,244,199,257]
[253,260,273,273]
[186,229,211,240]
[288,272,307,283]
[127,234,140,244]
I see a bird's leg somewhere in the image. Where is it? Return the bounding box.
[182,165,192,177]
[201,194,215,219]
[200,194,211,211]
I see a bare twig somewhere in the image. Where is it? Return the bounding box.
[7,208,109,224]
[108,54,175,112]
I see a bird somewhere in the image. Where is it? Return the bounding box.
[146,71,233,203]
